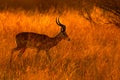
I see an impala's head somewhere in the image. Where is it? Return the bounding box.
[56,18,70,41]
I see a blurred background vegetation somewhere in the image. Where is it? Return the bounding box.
[0,0,120,26]
[0,0,120,79]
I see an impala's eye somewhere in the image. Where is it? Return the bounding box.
[63,32,67,36]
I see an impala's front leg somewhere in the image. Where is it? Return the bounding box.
[46,50,51,62]
[35,48,41,62]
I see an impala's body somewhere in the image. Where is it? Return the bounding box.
[16,32,69,50]
[10,18,70,63]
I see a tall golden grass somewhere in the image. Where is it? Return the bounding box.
[0,7,120,80]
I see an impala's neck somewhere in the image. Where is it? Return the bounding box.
[52,32,63,44]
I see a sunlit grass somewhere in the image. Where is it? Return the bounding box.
[0,7,120,80]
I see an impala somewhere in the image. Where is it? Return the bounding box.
[10,18,70,63]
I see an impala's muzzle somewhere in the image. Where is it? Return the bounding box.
[66,37,70,41]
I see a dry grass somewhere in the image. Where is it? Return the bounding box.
[0,7,120,80]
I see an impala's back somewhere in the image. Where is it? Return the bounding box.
[16,32,50,48]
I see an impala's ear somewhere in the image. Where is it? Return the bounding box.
[61,25,66,32]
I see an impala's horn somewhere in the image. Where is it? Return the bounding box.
[56,18,66,32]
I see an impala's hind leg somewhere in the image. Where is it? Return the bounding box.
[18,48,26,57]
[10,47,22,66]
